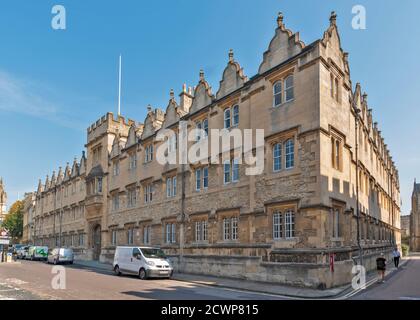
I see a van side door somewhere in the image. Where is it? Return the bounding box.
[128,248,142,274]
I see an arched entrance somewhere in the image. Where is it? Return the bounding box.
[92,224,101,261]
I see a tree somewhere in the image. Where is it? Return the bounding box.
[1,200,23,241]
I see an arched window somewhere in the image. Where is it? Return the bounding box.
[273,211,282,240]
[285,139,295,169]
[285,75,294,102]
[224,108,231,129]
[273,143,282,172]
[273,81,282,107]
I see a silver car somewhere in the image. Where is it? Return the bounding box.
[47,248,74,265]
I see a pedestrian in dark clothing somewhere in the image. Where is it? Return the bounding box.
[376,253,387,283]
[392,248,401,268]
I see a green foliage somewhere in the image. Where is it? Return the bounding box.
[1,200,24,241]
[401,243,409,257]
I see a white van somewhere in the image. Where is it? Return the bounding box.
[113,246,173,280]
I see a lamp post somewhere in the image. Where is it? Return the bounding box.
[354,106,363,266]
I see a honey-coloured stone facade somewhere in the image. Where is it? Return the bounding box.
[23,12,401,288]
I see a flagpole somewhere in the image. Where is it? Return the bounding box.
[118,54,122,116]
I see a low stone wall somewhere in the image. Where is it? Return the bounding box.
[167,254,354,289]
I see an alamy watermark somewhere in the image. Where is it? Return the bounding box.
[51,5,66,30]
[352,5,367,30]
[51,266,66,290]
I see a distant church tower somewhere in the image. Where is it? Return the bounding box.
[0,177,7,224]
[410,180,420,252]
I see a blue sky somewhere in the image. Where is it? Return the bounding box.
[0,0,419,215]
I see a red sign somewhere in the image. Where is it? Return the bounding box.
[329,253,336,272]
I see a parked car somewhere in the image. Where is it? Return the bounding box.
[17,246,30,259]
[28,246,48,261]
[47,248,74,265]
[12,244,25,255]
[113,246,173,280]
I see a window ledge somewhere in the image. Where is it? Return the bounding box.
[272,99,295,109]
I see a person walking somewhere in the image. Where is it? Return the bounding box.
[392,247,401,269]
[376,253,387,283]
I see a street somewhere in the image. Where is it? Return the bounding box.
[0,260,286,300]
[351,255,420,300]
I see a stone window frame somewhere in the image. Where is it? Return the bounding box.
[267,202,298,242]
[217,209,240,243]
[189,212,210,244]
[270,69,295,108]
[110,190,120,212]
[143,142,154,164]
[141,179,153,204]
[126,184,138,208]
[330,127,344,172]
[128,152,137,172]
[330,200,345,241]
[266,128,298,174]
[162,218,177,244]
[164,171,177,198]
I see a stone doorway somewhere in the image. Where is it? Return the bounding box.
[92,224,101,261]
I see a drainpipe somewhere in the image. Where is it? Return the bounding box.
[354,107,363,266]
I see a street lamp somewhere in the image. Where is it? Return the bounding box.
[354,105,363,266]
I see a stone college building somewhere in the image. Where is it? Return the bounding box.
[23,12,401,289]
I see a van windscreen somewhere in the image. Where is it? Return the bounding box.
[141,248,166,259]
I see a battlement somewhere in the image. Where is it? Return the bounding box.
[87,112,135,144]
[87,112,135,134]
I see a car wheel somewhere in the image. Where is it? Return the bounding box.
[139,268,147,280]
[69,261,73,265]
[114,265,121,276]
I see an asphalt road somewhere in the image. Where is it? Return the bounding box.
[351,255,420,300]
[0,260,286,300]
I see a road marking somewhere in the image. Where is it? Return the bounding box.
[5,278,27,285]
[400,296,420,300]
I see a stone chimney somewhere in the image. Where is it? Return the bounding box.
[179,83,193,113]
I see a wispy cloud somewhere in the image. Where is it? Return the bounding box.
[0,70,85,130]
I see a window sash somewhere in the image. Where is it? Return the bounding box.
[203,167,209,189]
[171,224,176,243]
[203,119,209,137]
[273,143,282,171]
[195,169,201,191]
[231,217,238,240]
[273,82,282,107]
[232,159,240,182]
[172,176,177,196]
[285,139,295,169]
[195,221,201,241]
[285,211,295,238]
[166,178,172,198]
[273,212,283,239]
[285,76,294,102]
[224,109,231,129]
[223,218,231,241]
[223,161,231,184]
[232,105,239,127]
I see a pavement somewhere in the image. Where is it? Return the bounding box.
[350,253,420,300]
